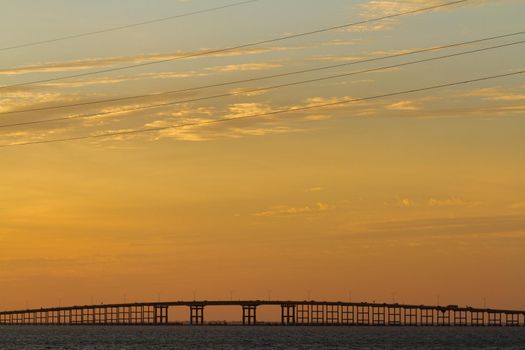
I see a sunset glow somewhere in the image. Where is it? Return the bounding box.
[1,0,524,317]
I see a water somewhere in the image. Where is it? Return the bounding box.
[0,326,524,349]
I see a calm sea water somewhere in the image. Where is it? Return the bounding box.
[0,326,524,349]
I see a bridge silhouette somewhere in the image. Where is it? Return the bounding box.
[1,300,524,326]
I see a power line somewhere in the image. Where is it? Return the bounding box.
[1,70,523,148]
[0,0,261,52]
[0,0,468,90]
[3,30,523,116]
[1,39,522,129]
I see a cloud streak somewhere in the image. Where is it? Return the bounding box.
[254,202,334,217]
[0,47,294,76]
[343,214,525,240]
[349,0,472,33]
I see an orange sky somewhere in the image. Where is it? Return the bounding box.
[0,0,524,314]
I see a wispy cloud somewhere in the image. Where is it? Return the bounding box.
[0,126,72,145]
[466,87,525,101]
[0,47,294,76]
[4,62,284,91]
[206,63,282,73]
[347,0,471,33]
[387,100,420,111]
[427,197,482,207]
[304,114,333,121]
[321,39,364,47]
[0,89,82,114]
[254,202,334,217]
[227,87,269,97]
[306,187,324,193]
[5,82,522,147]
[38,70,209,89]
[384,197,481,208]
[343,214,525,239]
[389,198,416,208]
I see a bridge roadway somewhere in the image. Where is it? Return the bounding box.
[1,300,524,326]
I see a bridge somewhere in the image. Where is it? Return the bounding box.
[1,300,524,327]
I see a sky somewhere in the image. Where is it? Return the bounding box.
[0,0,524,318]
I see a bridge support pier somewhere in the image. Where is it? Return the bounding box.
[326,305,339,324]
[388,306,401,326]
[242,305,257,325]
[311,304,324,324]
[454,310,467,326]
[357,305,370,325]
[488,312,502,326]
[281,304,296,325]
[420,308,434,326]
[404,307,417,326]
[471,311,485,326]
[505,313,520,327]
[155,306,168,324]
[190,305,204,325]
[297,304,310,325]
[437,309,451,326]
[341,305,355,325]
[372,306,386,325]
